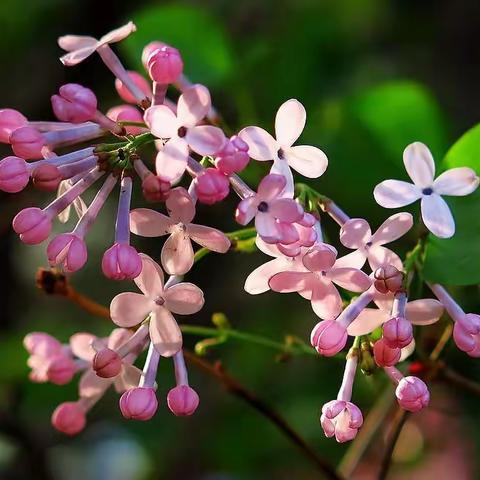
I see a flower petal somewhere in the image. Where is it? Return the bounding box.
[99,21,137,45]
[134,254,164,296]
[164,283,204,314]
[144,105,178,138]
[334,250,367,269]
[257,173,286,200]
[58,35,97,52]
[255,236,283,257]
[235,196,257,225]
[302,244,337,272]
[187,224,231,252]
[60,46,98,66]
[269,198,304,223]
[244,258,293,294]
[270,159,294,198]
[340,218,372,249]
[130,208,173,237]
[403,142,435,187]
[311,281,343,320]
[347,308,389,336]
[370,212,413,245]
[399,339,416,362]
[368,245,403,271]
[69,333,97,361]
[161,230,194,275]
[166,187,196,224]
[110,292,154,328]
[255,213,281,243]
[177,84,211,127]
[149,308,182,357]
[421,194,455,238]
[282,145,328,178]
[238,126,277,161]
[374,180,422,208]
[269,271,311,293]
[186,125,226,156]
[79,370,111,399]
[155,136,189,183]
[275,99,306,147]
[433,167,479,196]
[115,364,143,393]
[406,299,444,325]
[329,268,371,292]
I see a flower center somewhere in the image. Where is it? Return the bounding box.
[258,201,269,213]
[154,296,165,306]
[277,148,285,159]
[177,126,187,138]
[422,187,433,195]
[366,241,372,248]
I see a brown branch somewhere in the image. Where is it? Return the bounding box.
[37,268,341,480]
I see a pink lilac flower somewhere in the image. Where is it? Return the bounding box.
[110,254,204,356]
[235,174,304,244]
[374,142,479,238]
[384,367,430,412]
[130,187,230,275]
[373,265,403,294]
[214,135,250,175]
[52,402,86,435]
[320,355,363,443]
[144,84,226,182]
[339,213,413,271]
[239,99,328,196]
[0,108,28,143]
[31,164,63,191]
[269,243,371,319]
[373,338,401,367]
[120,387,158,421]
[194,167,230,205]
[276,212,318,257]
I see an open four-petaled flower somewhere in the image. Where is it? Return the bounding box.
[374,142,479,238]
[239,99,328,196]
[110,254,204,356]
[130,187,230,275]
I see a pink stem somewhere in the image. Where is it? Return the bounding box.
[391,291,407,318]
[428,283,465,322]
[133,159,151,180]
[139,342,160,388]
[337,356,357,402]
[117,324,150,358]
[26,147,95,171]
[323,201,350,226]
[58,156,98,179]
[115,175,132,244]
[336,291,375,329]
[152,82,167,106]
[44,123,106,147]
[92,111,124,135]
[384,366,404,385]
[173,350,189,386]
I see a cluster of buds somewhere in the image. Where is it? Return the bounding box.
[1,21,478,442]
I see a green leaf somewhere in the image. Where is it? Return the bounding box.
[424,124,480,285]
[122,5,234,86]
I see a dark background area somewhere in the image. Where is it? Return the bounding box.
[0,0,480,479]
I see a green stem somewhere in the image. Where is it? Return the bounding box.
[118,120,148,128]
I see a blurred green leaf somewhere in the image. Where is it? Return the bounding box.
[123,5,234,86]
[424,124,480,285]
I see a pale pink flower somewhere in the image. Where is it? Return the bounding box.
[374,142,479,238]
[110,254,204,356]
[130,187,230,275]
[144,84,226,182]
[269,243,371,319]
[339,213,413,270]
[120,387,158,420]
[239,99,328,196]
[58,22,137,66]
[194,167,230,205]
[235,174,304,244]
[347,287,444,336]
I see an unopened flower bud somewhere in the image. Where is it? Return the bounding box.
[142,173,170,202]
[214,135,250,175]
[167,385,200,416]
[102,243,142,280]
[147,45,183,84]
[107,105,146,136]
[115,71,152,105]
[382,316,413,349]
[373,265,403,294]
[142,41,166,70]
[47,233,88,272]
[13,207,52,244]
[93,348,122,378]
[310,320,348,357]
[395,376,429,412]
[0,108,28,143]
[373,338,401,367]
[51,83,97,123]
[31,164,62,191]
[119,387,158,421]
[51,402,86,435]
[194,168,230,205]
[46,355,76,385]
[0,156,29,192]
[9,126,45,159]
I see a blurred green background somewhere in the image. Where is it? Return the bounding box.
[1,0,480,479]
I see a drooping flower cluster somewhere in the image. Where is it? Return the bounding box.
[0,21,478,443]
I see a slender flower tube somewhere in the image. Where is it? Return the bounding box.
[321,200,350,226]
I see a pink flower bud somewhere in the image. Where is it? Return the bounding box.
[47,233,88,272]
[194,168,230,205]
[51,402,86,435]
[0,156,29,192]
[119,387,158,421]
[0,109,28,143]
[31,164,62,191]
[9,126,45,159]
[93,348,122,378]
[147,45,183,84]
[167,385,200,416]
[115,71,152,105]
[46,355,76,385]
[321,400,363,443]
[102,243,142,280]
[373,338,401,367]
[24,332,62,356]
[214,135,250,175]
[142,42,166,69]
[373,265,404,294]
[453,313,480,357]
[13,207,52,244]
[382,316,413,349]
[395,376,429,412]
[310,320,348,357]
[107,105,145,135]
[141,173,170,202]
[51,84,97,123]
